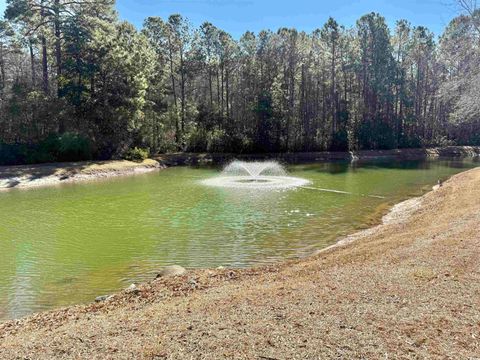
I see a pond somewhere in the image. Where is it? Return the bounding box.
[0,158,478,320]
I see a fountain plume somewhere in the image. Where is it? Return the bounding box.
[222,161,287,177]
[201,160,309,190]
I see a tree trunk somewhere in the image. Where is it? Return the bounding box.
[180,48,186,134]
[29,40,36,87]
[40,1,49,95]
[225,65,229,117]
[220,62,224,115]
[167,35,179,143]
[0,42,5,99]
[54,0,62,95]
[208,66,213,108]
[331,40,337,135]
[41,36,49,94]
[216,67,220,107]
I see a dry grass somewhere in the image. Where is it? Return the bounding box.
[1,167,480,359]
[71,159,159,174]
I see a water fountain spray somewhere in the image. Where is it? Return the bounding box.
[201,160,310,190]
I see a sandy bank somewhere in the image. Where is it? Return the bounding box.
[0,159,162,191]
[1,166,479,359]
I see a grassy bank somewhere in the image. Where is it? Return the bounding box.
[1,167,479,358]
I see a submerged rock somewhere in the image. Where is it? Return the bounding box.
[156,265,187,278]
[95,295,109,302]
[95,294,115,302]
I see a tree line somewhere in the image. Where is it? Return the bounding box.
[0,0,479,164]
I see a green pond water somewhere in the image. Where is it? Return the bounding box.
[0,158,478,320]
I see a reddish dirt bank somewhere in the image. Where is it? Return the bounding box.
[1,167,479,359]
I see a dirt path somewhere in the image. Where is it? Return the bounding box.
[1,168,480,359]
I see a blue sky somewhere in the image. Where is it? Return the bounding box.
[115,0,458,38]
[1,0,459,37]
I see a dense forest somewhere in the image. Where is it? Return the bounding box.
[0,0,479,164]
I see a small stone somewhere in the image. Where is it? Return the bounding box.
[125,283,140,294]
[95,295,109,302]
[216,266,225,270]
[156,265,186,278]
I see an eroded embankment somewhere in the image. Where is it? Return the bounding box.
[0,159,162,191]
[0,167,479,359]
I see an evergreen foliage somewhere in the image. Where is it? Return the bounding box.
[0,1,479,164]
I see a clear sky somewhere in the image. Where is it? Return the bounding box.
[0,0,459,38]
[115,0,459,38]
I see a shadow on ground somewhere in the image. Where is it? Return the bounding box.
[0,161,104,189]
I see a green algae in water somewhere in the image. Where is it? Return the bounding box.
[0,158,477,320]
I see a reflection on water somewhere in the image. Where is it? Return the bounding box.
[0,158,478,320]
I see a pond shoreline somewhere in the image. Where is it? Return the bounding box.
[155,146,480,166]
[0,146,479,191]
[0,159,163,191]
[1,166,479,358]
